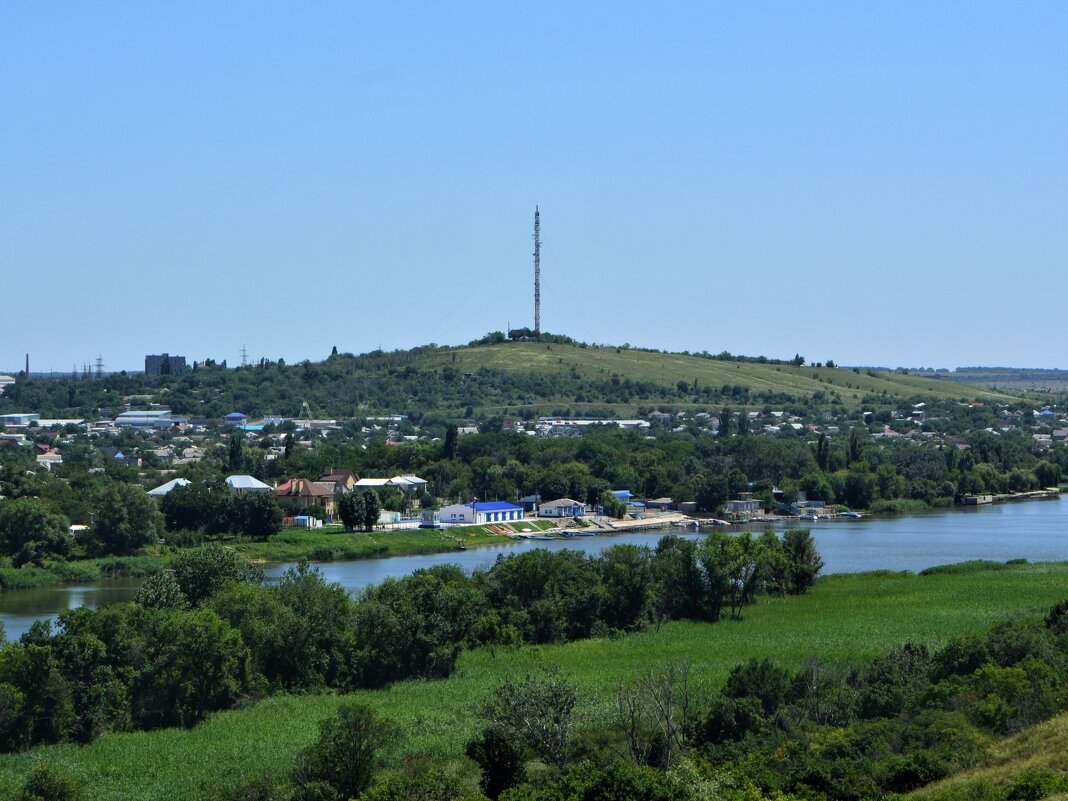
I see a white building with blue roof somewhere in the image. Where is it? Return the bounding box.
[438,501,525,525]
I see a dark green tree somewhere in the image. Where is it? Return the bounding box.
[442,425,458,460]
[232,492,283,540]
[86,483,162,556]
[169,543,263,606]
[159,479,232,534]
[480,667,577,770]
[0,498,71,567]
[337,491,366,532]
[134,569,189,610]
[227,432,243,472]
[782,528,823,594]
[294,702,396,801]
[465,725,527,799]
[816,433,830,471]
[360,490,381,532]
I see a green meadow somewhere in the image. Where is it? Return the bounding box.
[1,560,1065,801]
[227,520,557,563]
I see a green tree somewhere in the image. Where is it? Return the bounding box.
[134,608,250,729]
[465,725,527,799]
[816,433,830,471]
[134,569,189,610]
[652,536,706,622]
[442,425,458,460]
[232,492,283,540]
[597,544,653,631]
[169,544,264,606]
[0,498,71,567]
[600,491,627,519]
[693,473,728,513]
[159,480,232,535]
[337,491,365,532]
[361,490,381,532]
[227,432,244,472]
[294,702,396,801]
[719,407,731,438]
[86,483,162,556]
[842,466,877,509]
[848,427,863,464]
[782,528,823,594]
[480,667,577,770]
[1034,460,1060,489]
[16,762,85,801]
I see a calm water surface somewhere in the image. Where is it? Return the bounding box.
[2,497,1066,641]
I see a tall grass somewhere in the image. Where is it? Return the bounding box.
[229,526,522,563]
[0,557,162,590]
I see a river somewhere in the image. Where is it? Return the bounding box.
[2,496,1066,641]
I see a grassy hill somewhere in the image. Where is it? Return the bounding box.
[911,711,1068,799]
[0,339,1024,420]
[1,561,1064,800]
[417,341,1021,409]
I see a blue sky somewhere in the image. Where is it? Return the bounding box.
[2,2,1066,372]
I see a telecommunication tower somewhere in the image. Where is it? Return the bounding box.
[533,206,541,337]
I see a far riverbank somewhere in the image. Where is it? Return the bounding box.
[2,493,1067,641]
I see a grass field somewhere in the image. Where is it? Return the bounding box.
[1,561,1066,800]
[422,342,1019,408]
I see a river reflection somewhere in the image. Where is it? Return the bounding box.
[2,496,1066,642]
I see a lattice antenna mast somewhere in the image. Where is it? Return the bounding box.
[533,206,541,337]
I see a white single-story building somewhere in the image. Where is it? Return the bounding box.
[438,501,525,525]
[538,498,585,518]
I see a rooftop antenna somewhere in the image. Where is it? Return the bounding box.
[533,206,541,337]
[240,344,248,367]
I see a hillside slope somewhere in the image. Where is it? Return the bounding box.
[418,342,1020,406]
[911,710,1068,799]
[0,340,1023,419]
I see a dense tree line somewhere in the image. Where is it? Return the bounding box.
[0,531,820,754]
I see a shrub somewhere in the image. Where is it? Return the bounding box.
[294,703,396,801]
[17,763,84,801]
[466,725,527,799]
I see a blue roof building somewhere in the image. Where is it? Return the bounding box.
[439,500,525,525]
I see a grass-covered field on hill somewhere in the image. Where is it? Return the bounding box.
[421,342,1020,408]
[910,710,1068,799]
[1,338,1023,420]
[2,560,1065,801]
